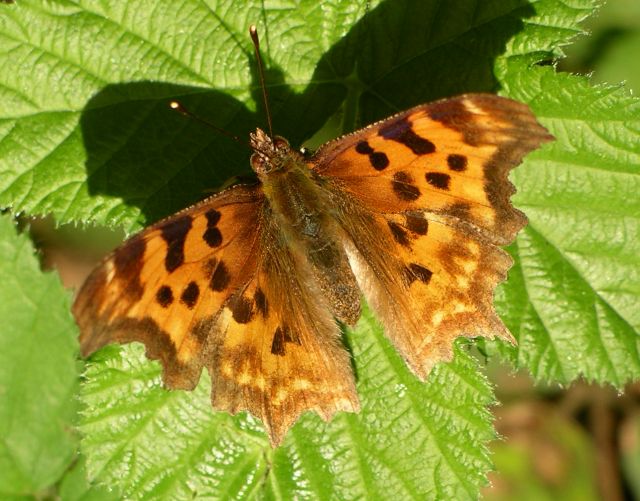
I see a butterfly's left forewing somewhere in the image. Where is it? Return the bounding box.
[315,94,552,244]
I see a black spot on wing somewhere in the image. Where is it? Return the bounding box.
[180,281,200,309]
[370,151,390,170]
[405,212,429,235]
[388,221,410,247]
[354,140,389,170]
[156,285,174,307]
[205,208,221,225]
[270,325,299,356]
[392,171,421,201]
[447,154,467,171]
[209,261,230,292]
[355,140,374,154]
[405,263,433,285]
[425,172,451,190]
[230,296,253,324]
[114,235,146,300]
[203,209,222,247]
[271,326,286,356]
[161,215,192,272]
[379,116,436,155]
[254,288,268,317]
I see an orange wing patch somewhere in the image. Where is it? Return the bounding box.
[315,94,553,244]
[73,186,263,390]
[340,206,515,379]
[208,257,359,446]
[192,213,359,446]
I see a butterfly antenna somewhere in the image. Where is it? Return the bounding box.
[169,101,245,146]
[249,25,274,139]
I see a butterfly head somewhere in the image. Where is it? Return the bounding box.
[249,128,299,176]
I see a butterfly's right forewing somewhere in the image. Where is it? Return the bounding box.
[312,94,553,379]
[73,185,265,390]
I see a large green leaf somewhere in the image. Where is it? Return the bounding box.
[81,311,495,500]
[486,61,640,386]
[0,215,78,497]
[0,0,587,232]
[1,0,638,499]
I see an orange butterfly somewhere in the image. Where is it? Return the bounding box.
[73,30,552,447]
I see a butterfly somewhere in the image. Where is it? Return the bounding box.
[73,77,552,446]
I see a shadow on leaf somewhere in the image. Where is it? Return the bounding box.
[79,0,537,228]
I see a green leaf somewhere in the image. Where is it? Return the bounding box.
[0,0,364,232]
[2,0,639,499]
[486,61,640,387]
[81,309,495,500]
[58,457,119,501]
[0,215,79,497]
[561,0,640,93]
[0,0,590,232]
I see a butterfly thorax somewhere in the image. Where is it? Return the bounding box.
[249,128,327,236]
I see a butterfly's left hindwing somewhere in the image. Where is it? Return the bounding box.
[208,214,359,446]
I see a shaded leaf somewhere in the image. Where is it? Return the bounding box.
[0,0,583,232]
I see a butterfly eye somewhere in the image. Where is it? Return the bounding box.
[273,137,290,150]
[299,146,312,158]
[250,152,268,174]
